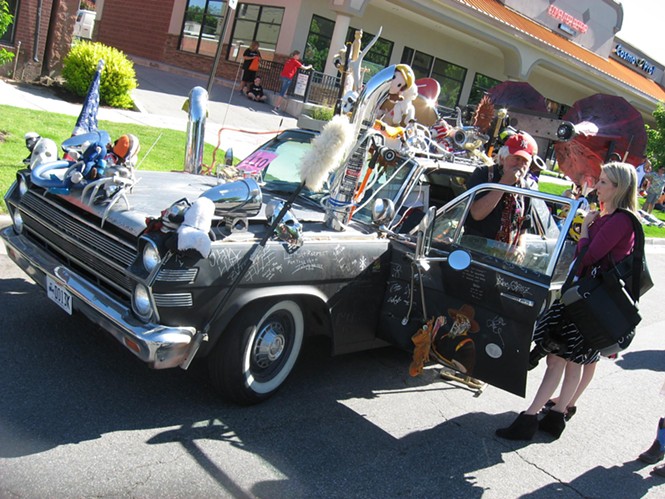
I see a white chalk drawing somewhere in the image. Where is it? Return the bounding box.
[496,275,532,296]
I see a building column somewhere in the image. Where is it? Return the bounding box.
[324,0,371,75]
[324,13,351,76]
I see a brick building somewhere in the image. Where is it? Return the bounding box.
[0,0,79,80]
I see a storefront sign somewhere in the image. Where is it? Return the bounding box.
[614,44,655,75]
[547,5,588,34]
[294,73,309,97]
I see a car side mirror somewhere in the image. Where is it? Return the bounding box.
[371,198,396,226]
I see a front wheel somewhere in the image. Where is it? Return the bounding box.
[208,299,304,405]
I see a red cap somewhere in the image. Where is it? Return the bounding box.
[504,132,538,162]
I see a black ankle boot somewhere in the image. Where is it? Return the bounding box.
[539,409,566,439]
[496,412,538,441]
[639,440,665,464]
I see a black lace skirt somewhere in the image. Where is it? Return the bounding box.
[532,300,600,365]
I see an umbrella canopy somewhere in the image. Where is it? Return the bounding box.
[487,81,548,113]
[554,94,647,186]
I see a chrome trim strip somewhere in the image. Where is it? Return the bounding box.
[500,292,535,307]
[153,293,194,308]
[156,268,199,283]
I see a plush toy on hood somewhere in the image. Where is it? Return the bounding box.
[378,64,418,127]
[177,197,215,258]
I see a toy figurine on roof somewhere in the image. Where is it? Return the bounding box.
[376,64,418,127]
[332,27,383,114]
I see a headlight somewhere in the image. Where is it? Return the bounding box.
[18,176,29,198]
[142,239,161,272]
[132,283,153,320]
[12,210,24,234]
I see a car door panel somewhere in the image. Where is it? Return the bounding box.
[379,184,578,397]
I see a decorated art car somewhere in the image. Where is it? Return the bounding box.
[2,65,584,404]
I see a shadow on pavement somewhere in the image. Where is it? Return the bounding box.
[616,350,665,372]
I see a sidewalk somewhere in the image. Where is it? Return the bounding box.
[0,58,298,160]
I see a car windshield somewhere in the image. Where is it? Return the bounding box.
[243,130,327,204]
[249,130,418,220]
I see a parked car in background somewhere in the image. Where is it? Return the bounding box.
[73,10,95,39]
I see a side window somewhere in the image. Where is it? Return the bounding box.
[430,187,574,276]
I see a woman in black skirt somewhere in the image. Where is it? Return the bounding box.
[496,162,639,441]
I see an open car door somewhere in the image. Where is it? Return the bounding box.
[379,183,582,396]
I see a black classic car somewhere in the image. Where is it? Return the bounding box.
[1,65,581,404]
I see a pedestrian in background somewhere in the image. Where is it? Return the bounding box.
[274,50,312,112]
[643,166,665,214]
[240,41,261,95]
[246,76,267,103]
[638,416,665,476]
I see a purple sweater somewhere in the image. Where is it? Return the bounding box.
[576,211,635,275]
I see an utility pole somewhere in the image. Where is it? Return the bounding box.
[207,0,237,95]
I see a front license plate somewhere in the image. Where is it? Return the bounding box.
[47,276,73,315]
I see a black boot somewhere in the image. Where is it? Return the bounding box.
[496,412,538,441]
[539,409,566,439]
[640,418,665,464]
[639,440,665,464]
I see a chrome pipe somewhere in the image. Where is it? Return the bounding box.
[183,86,208,174]
[325,65,396,230]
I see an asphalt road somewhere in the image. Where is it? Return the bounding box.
[1,226,665,497]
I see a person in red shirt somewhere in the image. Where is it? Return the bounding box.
[273,50,312,111]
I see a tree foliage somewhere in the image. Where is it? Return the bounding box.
[0,0,16,66]
[646,102,665,167]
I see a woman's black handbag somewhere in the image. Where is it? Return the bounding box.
[560,209,649,355]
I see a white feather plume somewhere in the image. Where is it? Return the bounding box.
[297,114,355,191]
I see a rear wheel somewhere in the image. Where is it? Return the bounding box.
[208,299,304,405]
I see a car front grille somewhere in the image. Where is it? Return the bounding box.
[19,191,138,297]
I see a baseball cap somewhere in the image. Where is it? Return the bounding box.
[504,132,538,162]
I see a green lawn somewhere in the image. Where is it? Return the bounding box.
[0,104,222,212]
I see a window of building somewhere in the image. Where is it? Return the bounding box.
[431,58,466,109]
[305,15,335,72]
[468,73,501,106]
[229,3,283,58]
[402,47,466,108]
[411,50,433,80]
[345,28,393,81]
[1,0,18,44]
[179,0,226,56]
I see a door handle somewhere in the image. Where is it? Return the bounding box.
[500,292,534,307]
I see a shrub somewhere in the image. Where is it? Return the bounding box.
[0,0,15,66]
[62,41,137,109]
[309,106,334,121]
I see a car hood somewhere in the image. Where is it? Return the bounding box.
[54,170,325,237]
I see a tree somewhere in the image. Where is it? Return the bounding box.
[646,102,665,167]
[0,0,15,66]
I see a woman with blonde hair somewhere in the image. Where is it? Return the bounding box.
[496,161,638,441]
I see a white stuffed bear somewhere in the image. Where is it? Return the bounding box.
[177,197,215,258]
[378,64,418,127]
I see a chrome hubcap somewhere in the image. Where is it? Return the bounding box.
[253,322,286,369]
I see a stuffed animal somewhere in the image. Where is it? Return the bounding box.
[378,64,417,127]
[177,197,215,258]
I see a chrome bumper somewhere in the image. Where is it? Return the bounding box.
[1,226,203,369]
